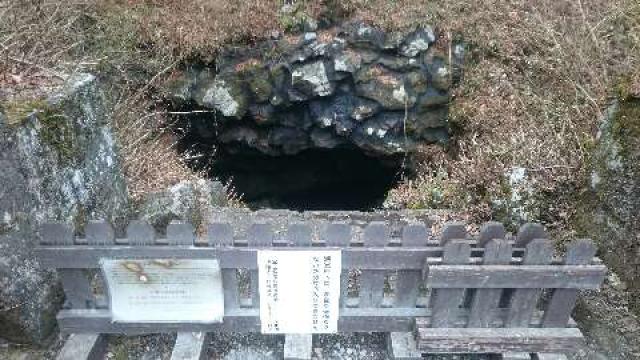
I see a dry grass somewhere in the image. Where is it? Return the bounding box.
[1,0,639,222]
[376,0,640,230]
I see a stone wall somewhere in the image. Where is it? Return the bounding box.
[168,22,463,157]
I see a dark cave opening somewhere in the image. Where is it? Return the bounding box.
[176,121,406,211]
[208,146,403,211]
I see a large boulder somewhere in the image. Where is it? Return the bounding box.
[0,73,128,344]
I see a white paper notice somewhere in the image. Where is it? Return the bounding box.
[101,259,224,323]
[258,250,341,334]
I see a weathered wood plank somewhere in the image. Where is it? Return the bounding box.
[416,327,584,353]
[502,353,531,360]
[542,239,598,327]
[395,224,427,307]
[515,223,547,247]
[167,221,196,246]
[388,332,423,360]
[35,245,539,269]
[56,333,107,360]
[284,334,312,360]
[425,264,605,289]
[477,222,506,247]
[287,223,312,247]
[430,240,471,327]
[506,239,553,327]
[170,332,208,360]
[468,239,512,327]
[207,223,234,246]
[56,307,576,335]
[536,353,568,360]
[40,223,74,245]
[127,220,155,246]
[401,224,429,247]
[85,221,115,246]
[222,269,240,310]
[59,269,92,309]
[360,223,389,308]
[439,222,467,245]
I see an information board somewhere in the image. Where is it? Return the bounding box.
[257,250,342,334]
[101,259,224,323]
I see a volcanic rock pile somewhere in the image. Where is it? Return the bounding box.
[168,22,463,157]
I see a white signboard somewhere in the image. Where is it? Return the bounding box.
[101,259,224,323]
[258,250,342,334]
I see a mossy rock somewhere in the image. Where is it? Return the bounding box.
[1,99,77,165]
[239,64,273,103]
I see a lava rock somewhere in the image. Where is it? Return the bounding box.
[399,27,435,57]
[406,70,430,94]
[347,22,385,49]
[415,88,450,110]
[291,60,335,98]
[351,97,381,121]
[166,21,458,158]
[310,128,347,148]
[309,96,354,130]
[268,127,310,154]
[334,50,362,74]
[249,103,276,126]
[242,65,273,103]
[201,77,249,119]
[166,69,198,106]
[407,106,449,137]
[425,53,451,90]
[377,55,421,72]
[355,65,416,110]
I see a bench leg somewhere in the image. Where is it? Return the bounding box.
[503,353,532,360]
[284,334,312,360]
[388,332,423,360]
[171,332,208,360]
[57,333,107,360]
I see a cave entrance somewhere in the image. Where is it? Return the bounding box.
[202,146,404,211]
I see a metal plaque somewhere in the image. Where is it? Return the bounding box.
[101,259,224,323]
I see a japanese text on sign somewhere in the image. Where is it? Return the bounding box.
[258,251,341,334]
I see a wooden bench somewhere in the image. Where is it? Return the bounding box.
[35,220,606,360]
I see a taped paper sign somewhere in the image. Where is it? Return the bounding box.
[101,259,224,323]
[258,250,342,334]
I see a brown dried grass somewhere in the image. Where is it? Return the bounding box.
[1,0,639,220]
[377,0,640,229]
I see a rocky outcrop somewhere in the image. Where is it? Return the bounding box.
[582,95,640,314]
[167,22,461,157]
[137,179,232,229]
[0,74,128,344]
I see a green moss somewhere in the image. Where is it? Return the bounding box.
[277,3,309,33]
[3,98,81,166]
[609,97,640,160]
[244,68,273,103]
[1,99,49,126]
[38,106,79,166]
